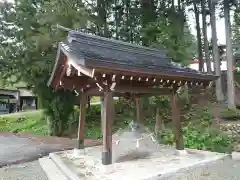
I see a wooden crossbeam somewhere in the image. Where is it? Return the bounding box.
[85,85,171,95]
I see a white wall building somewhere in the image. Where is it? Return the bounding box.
[188,59,228,72]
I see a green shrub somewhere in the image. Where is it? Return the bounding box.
[160,108,234,153]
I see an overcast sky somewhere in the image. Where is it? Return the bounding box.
[187,9,229,45]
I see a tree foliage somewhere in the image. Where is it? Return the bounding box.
[0,0,88,136]
[0,0,198,136]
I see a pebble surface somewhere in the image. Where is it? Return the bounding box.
[0,158,240,180]
[0,161,48,180]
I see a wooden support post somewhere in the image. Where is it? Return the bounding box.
[101,97,104,133]
[136,97,142,123]
[155,108,163,134]
[77,93,87,149]
[171,89,184,150]
[102,89,113,165]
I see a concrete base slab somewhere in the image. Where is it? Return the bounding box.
[73,148,85,158]
[39,157,68,180]
[232,152,240,161]
[175,149,188,156]
[42,145,229,180]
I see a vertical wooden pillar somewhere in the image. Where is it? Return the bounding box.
[155,108,163,134]
[102,89,113,165]
[77,93,87,149]
[100,97,104,133]
[136,97,142,123]
[171,89,184,150]
[7,98,10,113]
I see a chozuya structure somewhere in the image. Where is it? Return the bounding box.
[48,29,217,165]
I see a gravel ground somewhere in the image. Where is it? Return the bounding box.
[0,133,101,167]
[160,157,240,180]
[0,158,240,180]
[0,161,47,180]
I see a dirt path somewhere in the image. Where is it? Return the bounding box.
[0,132,101,167]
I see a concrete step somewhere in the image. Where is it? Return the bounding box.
[49,152,81,180]
[39,157,69,180]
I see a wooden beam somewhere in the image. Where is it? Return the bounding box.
[102,88,113,165]
[86,85,171,95]
[77,93,87,149]
[52,56,67,88]
[65,55,95,78]
[115,86,172,94]
[171,89,184,150]
[61,76,91,90]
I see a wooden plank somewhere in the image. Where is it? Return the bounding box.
[171,89,184,150]
[52,56,68,88]
[102,88,113,165]
[77,93,87,149]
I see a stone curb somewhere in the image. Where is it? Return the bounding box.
[39,157,69,180]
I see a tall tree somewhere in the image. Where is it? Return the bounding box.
[201,0,211,73]
[209,0,225,102]
[0,0,89,135]
[233,6,240,44]
[224,0,236,109]
[193,0,204,71]
[141,0,157,45]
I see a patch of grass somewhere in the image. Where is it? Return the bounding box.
[220,109,240,121]
[0,110,48,136]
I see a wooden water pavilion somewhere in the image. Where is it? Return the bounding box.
[48,30,217,165]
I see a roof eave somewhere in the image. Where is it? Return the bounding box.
[47,44,62,87]
[86,60,218,82]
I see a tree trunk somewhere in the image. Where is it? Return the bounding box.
[46,116,54,136]
[209,0,225,102]
[141,0,157,45]
[193,0,204,72]
[201,0,211,73]
[224,0,236,109]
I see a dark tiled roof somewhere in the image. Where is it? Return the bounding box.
[57,31,216,81]
[67,31,170,67]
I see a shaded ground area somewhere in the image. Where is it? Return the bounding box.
[0,132,101,167]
